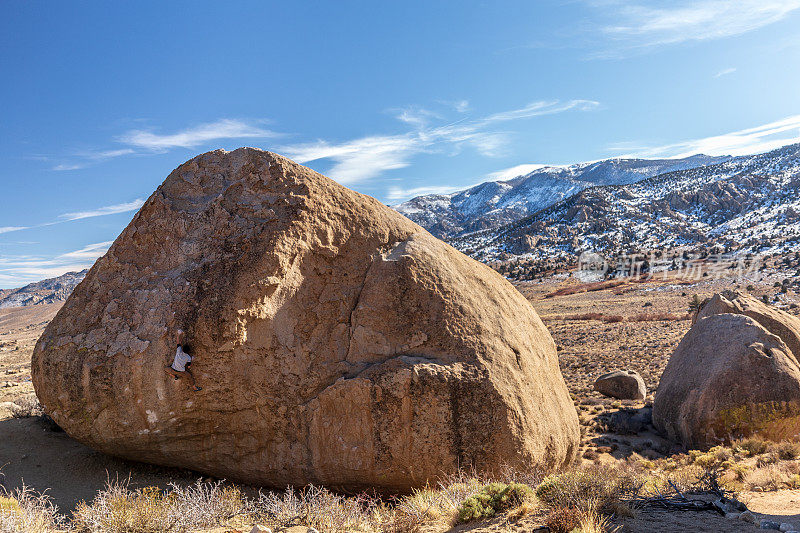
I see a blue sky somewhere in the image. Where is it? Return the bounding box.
[2,0,800,287]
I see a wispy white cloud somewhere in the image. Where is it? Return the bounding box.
[0,241,111,287]
[280,99,599,184]
[283,135,420,184]
[0,198,145,245]
[57,241,113,260]
[714,67,737,78]
[52,148,146,171]
[590,0,800,56]
[484,100,600,122]
[119,119,278,151]
[50,119,277,170]
[391,107,442,128]
[52,163,86,171]
[59,199,146,221]
[610,114,800,158]
[487,163,553,181]
[0,226,29,235]
[387,185,465,202]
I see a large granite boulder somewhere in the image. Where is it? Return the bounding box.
[32,148,579,492]
[654,296,800,448]
[696,290,800,363]
[593,370,646,400]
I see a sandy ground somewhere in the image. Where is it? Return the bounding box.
[0,303,61,406]
[1,279,799,532]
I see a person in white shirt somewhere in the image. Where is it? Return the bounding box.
[164,329,201,391]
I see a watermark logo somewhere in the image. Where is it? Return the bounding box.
[575,250,763,282]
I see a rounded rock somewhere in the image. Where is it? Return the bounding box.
[593,369,646,400]
[32,148,579,492]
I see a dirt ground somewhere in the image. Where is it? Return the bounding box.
[1,276,799,532]
[0,303,61,407]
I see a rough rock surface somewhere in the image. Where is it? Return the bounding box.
[593,369,646,400]
[653,305,800,448]
[32,148,579,492]
[696,290,800,364]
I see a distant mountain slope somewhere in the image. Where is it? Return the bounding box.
[457,143,800,261]
[395,154,729,238]
[0,269,87,309]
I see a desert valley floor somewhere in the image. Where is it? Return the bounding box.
[2,274,799,532]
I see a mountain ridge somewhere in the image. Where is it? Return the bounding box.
[0,269,88,309]
[456,143,800,262]
[395,154,730,239]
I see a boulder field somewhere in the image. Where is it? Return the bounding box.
[32,148,579,492]
[654,291,800,448]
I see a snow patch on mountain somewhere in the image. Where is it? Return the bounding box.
[395,154,729,238]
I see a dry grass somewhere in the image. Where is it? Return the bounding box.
[0,485,65,533]
[544,280,627,298]
[254,485,383,532]
[744,462,800,491]
[5,456,789,532]
[634,439,800,494]
[72,479,247,532]
[8,394,43,419]
[534,464,642,516]
[544,506,582,532]
[628,312,689,322]
[552,311,686,324]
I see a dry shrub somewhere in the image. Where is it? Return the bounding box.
[456,483,532,523]
[733,437,769,457]
[562,312,623,323]
[9,395,43,419]
[73,479,246,532]
[255,485,382,533]
[629,312,688,322]
[566,312,606,321]
[771,440,800,460]
[534,465,641,516]
[388,467,545,532]
[577,506,614,533]
[545,280,626,298]
[545,506,582,533]
[0,485,65,533]
[545,504,613,533]
[744,462,800,491]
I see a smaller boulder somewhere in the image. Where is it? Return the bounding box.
[739,511,757,524]
[653,312,800,448]
[593,370,646,400]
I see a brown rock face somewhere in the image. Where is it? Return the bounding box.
[32,148,579,492]
[654,295,800,448]
[696,290,800,364]
[593,370,646,400]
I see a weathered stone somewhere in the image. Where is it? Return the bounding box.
[593,369,646,400]
[654,310,800,449]
[697,290,800,363]
[32,148,579,492]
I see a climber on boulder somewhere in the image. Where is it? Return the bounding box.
[164,328,201,391]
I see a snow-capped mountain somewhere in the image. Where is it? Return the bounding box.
[456,143,800,261]
[394,154,729,239]
[0,269,87,309]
